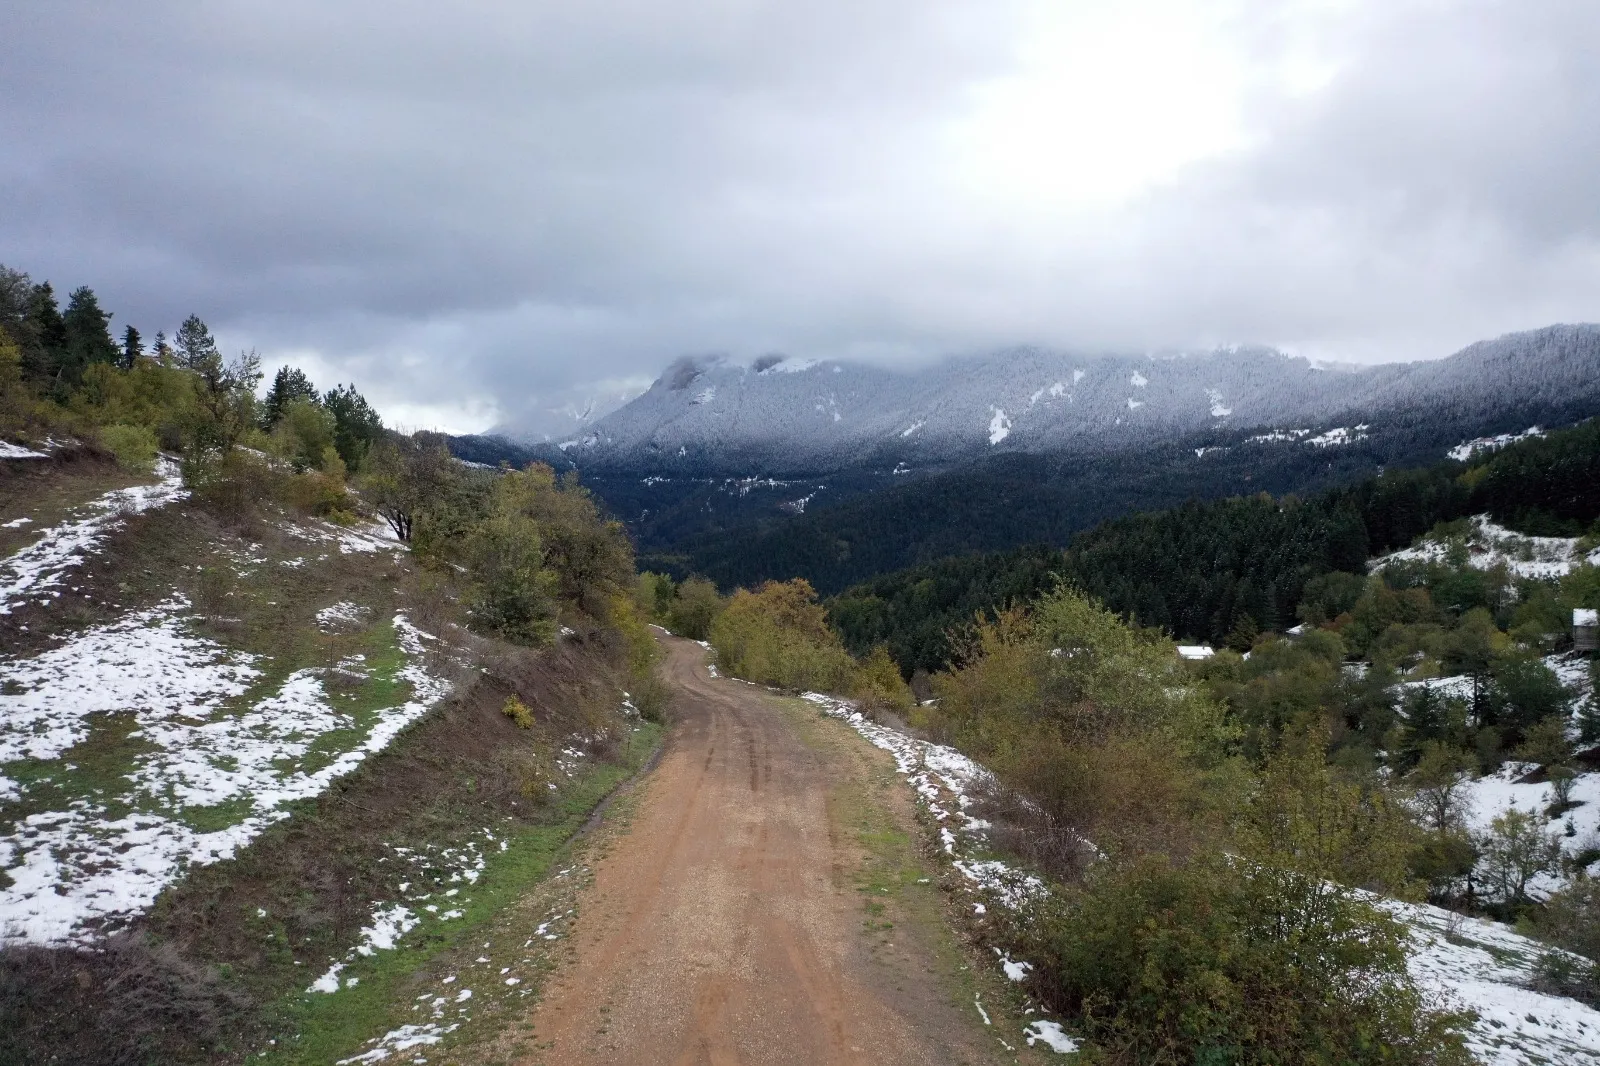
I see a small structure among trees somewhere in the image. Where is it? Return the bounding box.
[1576,608,1598,653]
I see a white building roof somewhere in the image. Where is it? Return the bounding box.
[1577,608,1599,626]
[1177,645,1216,660]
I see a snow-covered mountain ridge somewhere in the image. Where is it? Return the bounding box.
[547,325,1600,474]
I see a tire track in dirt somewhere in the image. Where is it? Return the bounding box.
[513,636,1004,1065]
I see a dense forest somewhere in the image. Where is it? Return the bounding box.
[618,397,1587,595]
[829,420,1600,676]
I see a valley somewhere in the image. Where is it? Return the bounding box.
[3,293,1600,1065]
[10,7,1600,1063]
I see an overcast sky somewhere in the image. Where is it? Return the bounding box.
[3,1,1598,434]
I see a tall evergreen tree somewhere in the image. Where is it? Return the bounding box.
[261,365,319,428]
[62,286,118,382]
[23,281,66,383]
[121,325,143,369]
[151,330,172,365]
[0,266,31,351]
[323,383,385,471]
[174,314,218,371]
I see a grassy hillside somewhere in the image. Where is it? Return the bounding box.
[0,264,675,1064]
[0,443,667,1065]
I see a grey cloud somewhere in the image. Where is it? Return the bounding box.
[2,1,1597,432]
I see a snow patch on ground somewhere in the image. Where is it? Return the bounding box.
[1449,426,1544,462]
[1247,425,1368,448]
[987,408,1011,445]
[0,597,258,766]
[335,1023,455,1065]
[0,458,187,614]
[1372,514,1600,579]
[309,903,421,992]
[318,601,372,630]
[0,608,449,945]
[1306,424,1369,447]
[1025,1020,1080,1054]
[1249,427,1312,444]
[1388,897,1600,1064]
[0,441,48,459]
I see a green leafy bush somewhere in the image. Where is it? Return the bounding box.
[709,578,859,692]
[501,696,534,728]
[465,514,559,646]
[98,423,158,472]
[1013,854,1472,1066]
[667,575,724,640]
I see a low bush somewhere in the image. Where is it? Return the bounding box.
[1534,878,1600,1002]
[464,514,560,646]
[502,695,534,728]
[1011,854,1472,1066]
[631,672,672,723]
[709,578,859,692]
[183,449,280,533]
[850,643,914,714]
[667,575,724,639]
[98,422,159,472]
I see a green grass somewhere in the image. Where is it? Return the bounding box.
[782,695,1061,1063]
[0,711,158,832]
[252,721,661,1066]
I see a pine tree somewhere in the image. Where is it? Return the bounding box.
[1226,613,1260,653]
[174,314,219,371]
[23,281,66,383]
[151,330,172,365]
[261,366,319,428]
[0,266,31,350]
[1577,661,1600,746]
[121,325,143,369]
[62,286,118,382]
[323,383,385,471]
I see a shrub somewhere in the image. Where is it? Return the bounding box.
[182,448,279,532]
[1478,808,1561,909]
[852,643,914,714]
[709,579,858,692]
[282,469,350,517]
[270,398,336,472]
[667,575,724,639]
[921,589,1230,861]
[489,463,634,623]
[465,514,559,646]
[97,423,158,472]
[1533,878,1600,1002]
[636,571,677,621]
[502,695,534,728]
[1013,854,1472,1066]
[631,674,671,723]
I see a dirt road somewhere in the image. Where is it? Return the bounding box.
[516,637,1008,1065]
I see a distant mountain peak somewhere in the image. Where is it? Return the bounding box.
[542,326,1600,474]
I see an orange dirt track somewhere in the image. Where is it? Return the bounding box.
[516,636,1007,1066]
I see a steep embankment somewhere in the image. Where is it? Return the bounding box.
[0,447,656,1065]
